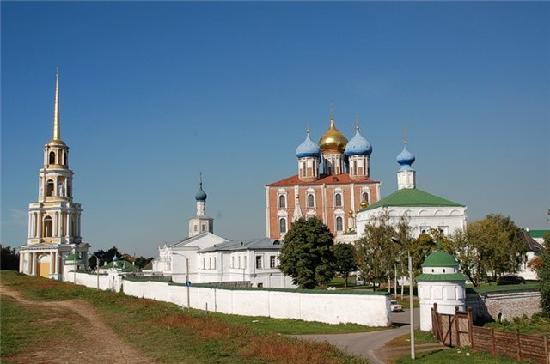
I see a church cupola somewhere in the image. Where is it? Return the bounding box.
[296,129,320,182]
[345,123,372,179]
[396,144,416,190]
[319,117,348,175]
[195,174,207,215]
[189,173,214,237]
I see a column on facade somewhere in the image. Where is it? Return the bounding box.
[50,252,55,275]
[54,252,59,275]
[57,212,62,238]
[42,173,47,202]
[37,213,42,239]
[31,213,36,238]
[53,212,58,238]
[27,212,32,238]
[66,212,71,238]
[76,213,80,237]
[30,253,36,276]
[19,252,24,272]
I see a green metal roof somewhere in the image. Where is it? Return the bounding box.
[64,253,81,262]
[362,188,464,211]
[416,273,467,282]
[422,251,459,268]
[528,230,550,239]
[103,260,138,272]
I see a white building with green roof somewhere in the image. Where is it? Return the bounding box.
[417,251,467,331]
[356,144,467,238]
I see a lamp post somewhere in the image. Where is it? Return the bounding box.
[93,254,101,289]
[72,247,77,283]
[392,237,415,360]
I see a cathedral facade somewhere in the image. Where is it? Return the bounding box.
[266,117,381,240]
[19,72,89,278]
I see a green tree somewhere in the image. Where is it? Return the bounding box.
[278,217,336,288]
[0,245,19,270]
[134,256,153,269]
[444,229,482,286]
[355,212,397,290]
[536,233,550,315]
[333,243,357,288]
[473,215,526,278]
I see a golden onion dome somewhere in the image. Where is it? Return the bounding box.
[319,119,348,153]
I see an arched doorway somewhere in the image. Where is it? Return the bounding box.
[37,254,50,278]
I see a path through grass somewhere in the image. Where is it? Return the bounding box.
[1,271,367,364]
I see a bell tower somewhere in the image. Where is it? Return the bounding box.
[31,70,82,244]
[20,70,89,279]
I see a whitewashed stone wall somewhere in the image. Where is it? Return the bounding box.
[122,281,390,326]
[63,271,389,326]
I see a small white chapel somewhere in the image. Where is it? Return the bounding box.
[152,177,294,288]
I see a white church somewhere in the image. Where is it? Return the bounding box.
[152,177,295,288]
[356,143,467,238]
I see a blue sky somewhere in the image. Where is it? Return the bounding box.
[2,2,549,257]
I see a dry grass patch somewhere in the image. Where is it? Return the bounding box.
[241,334,357,364]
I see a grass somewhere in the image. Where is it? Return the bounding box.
[0,271,368,363]
[203,311,387,335]
[485,313,550,336]
[467,282,539,295]
[397,347,522,363]
[385,330,438,348]
[0,294,78,358]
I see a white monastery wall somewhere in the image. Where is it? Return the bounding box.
[63,271,389,326]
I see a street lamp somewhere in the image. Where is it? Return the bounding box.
[392,237,415,360]
[93,254,101,290]
[72,247,78,283]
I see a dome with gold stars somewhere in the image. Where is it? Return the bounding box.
[319,119,348,153]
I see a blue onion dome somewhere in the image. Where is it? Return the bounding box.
[396,145,415,171]
[195,181,207,201]
[296,130,321,158]
[345,129,372,156]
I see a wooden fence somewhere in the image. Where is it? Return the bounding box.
[432,303,549,364]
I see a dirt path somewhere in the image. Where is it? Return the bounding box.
[0,284,153,364]
[299,309,422,364]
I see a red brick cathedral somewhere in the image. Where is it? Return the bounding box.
[266,117,381,240]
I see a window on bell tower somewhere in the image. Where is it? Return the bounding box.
[43,215,53,237]
[46,179,54,197]
[49,151,56,165]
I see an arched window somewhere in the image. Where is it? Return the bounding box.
[307,194,315,208]
[279,218,286,234]
[49,151,56,165]
[353,160,358,175]
[336,216,343,232]
[46,180,55,197]
[335,193,342,207]
[362,192,369,204]
[278,195,286,209]
[43,215,53,237]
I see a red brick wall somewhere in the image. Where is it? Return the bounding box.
[267,181,380,239]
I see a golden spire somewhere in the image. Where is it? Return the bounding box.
[52,68,61,141]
